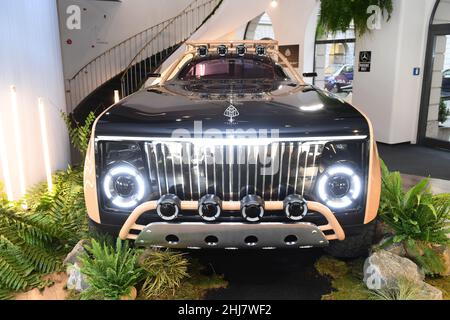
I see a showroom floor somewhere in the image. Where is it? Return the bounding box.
[199,144,450,300]
[378,143,450,180]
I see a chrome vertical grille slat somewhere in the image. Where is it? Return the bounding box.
[196,145,202,198]
[277,143,286,198]
[187,143,194,200]
[301,145,311,195]
[262,145,268,199]
[161,144,169,194]
[144,141,326,202]
[228,145,233,201]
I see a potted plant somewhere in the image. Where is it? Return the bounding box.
[318,0,393,36]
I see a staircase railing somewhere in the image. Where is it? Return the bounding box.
[66,0,222,113]
[121,0,222,97]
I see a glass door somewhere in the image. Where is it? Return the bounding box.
[419,0,450,149]
[425,34,450,144]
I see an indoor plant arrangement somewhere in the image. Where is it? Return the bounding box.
[378,161,450,275]
[318,0,393,36]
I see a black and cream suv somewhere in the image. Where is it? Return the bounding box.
[84,40,381,258]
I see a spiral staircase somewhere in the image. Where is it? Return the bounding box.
[66,0,223,122]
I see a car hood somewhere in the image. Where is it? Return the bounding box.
[95,81,370,139]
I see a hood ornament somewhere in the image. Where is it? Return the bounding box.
[224,104,239,124]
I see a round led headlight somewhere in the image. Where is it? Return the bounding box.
[317,164,362,210]
[103,164,145,209]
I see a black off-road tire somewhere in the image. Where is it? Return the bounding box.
[324,221,376,258]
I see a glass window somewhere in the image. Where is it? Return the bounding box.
[245,13,275,40]
[425,35,450,142]
[178,57,287,81]
[433,0,450,25]
[314,22,355,101]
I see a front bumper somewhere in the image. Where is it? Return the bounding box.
[118,200,345,249]
[135,222,329,249]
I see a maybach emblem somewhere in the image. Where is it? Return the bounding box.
[224,104,239,123]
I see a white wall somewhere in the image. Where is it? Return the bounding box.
[57,0,191,79]
[268,0,318,75]
[353,0,436,144]
[0,0,70,200]
[161,0,318,75]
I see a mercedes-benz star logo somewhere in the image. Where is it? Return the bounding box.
[224,104,239,123]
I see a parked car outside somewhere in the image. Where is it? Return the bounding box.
[325,64,354,93]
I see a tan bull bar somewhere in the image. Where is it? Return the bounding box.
[118,200,345,242]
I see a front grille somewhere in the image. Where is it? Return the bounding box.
[144,140,326,202]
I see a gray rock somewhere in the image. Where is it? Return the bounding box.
[376,237,407,257]
[63,239,89,266]
[415,282,443,300]
[66,263,90,292]
[363,250,424,290]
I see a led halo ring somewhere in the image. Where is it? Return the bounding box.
[236,44,247,56]
[156,194,181,221]
[157,204,179,221]
[217,45,228,56]
[284,200,308,221]
[103,164,145,209]
[199,204,221,222]
[242,206,264,222]
[317,164,362,210]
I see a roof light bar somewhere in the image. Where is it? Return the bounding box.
[197,45,208,57]
[236,44,246,56]
[217,45,228,57]
[256,45,267,56]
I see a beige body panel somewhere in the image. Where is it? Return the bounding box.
[365,140,381,224]
[84,105,117,224]
[84,135,100,223]
[350,104,381,224]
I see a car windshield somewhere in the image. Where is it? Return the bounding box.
[177,56,289,81]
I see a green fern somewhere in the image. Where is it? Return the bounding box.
[62,111,96,156]
[379,160,450,275]
[79,239,142,300]
[318,0,393,36]
[0,166,88,293]
[0,288,13,300]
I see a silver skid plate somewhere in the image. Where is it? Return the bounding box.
[135,222,329,249]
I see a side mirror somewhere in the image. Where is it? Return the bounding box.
[302,72,318,77]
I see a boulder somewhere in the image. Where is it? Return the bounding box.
[63,239,89,266]
[375,237,407,257]
[415,282,443,300]
[363,250,424,290]
[66,263,90,292]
